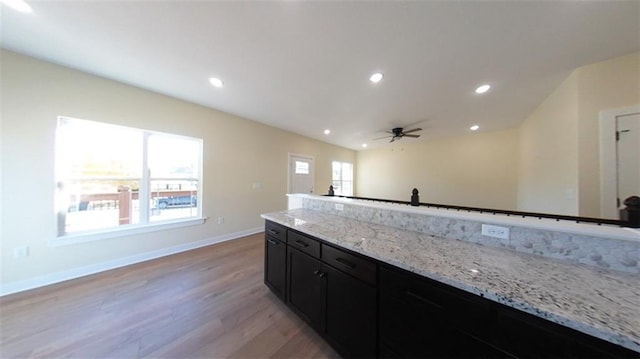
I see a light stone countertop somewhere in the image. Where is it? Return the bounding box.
[261,208,640,353]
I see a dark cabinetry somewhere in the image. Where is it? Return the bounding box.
[379,265,637,359]
[379,266,505,358]
[287,232,378,358]
[495,302,636,358]
[263,221,286,300]
[287,230,321,257]
[287,246,325,328]
[264,222,377,358]
[324,263,377,358]
[264,221,637,359]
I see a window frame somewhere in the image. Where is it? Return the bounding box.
[53,116,205,244]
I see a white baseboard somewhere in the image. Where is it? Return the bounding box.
[0,227,263,297]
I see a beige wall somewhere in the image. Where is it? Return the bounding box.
[2,49,637,290]
[517,71,579,215]
[518,51,639,217]
[576,52,640,217]
[357,128,519,210]
[357,52,639,217]
[0,50,355,286]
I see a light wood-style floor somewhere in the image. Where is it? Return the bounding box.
[0,233,341,359]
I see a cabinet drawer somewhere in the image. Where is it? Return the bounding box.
[380,266,447,313]
[287,230,320,258]
[380,266,491,334]
[494,304,637,358]
[265,221,286,242]
[321,244,377,286]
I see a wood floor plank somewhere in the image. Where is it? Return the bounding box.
[227,314,300,358]
[0,233,340,358]
[270,326,341,359]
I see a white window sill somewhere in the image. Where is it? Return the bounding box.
[49,217,207,247]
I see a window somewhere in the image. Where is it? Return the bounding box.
[55,116,203,237]
[332,161,353,196]
[295,161,310,174]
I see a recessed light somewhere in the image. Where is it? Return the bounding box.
[209,77,223,88]
[324,129,331,135]
[362,143,368,148]
[470,125,480,131]
[475,84,491,94]
[369,72,384,83]
[1,0,33,13]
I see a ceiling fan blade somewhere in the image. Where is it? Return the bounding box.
[389,137,396,143]
[404,134,421,138]
[403,128,422,134]
[373,135,393,140]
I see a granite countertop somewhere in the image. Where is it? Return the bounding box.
[261,208,640,353]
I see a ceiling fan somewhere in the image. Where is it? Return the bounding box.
[374,127,422,143]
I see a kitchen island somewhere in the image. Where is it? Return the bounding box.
[262,206,639,358]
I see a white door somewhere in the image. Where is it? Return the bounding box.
[288,154,314,194]
[599,106,639,218]
[617,113,640,207]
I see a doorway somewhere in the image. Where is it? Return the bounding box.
[288,154,315,194]
[600,105,640,218]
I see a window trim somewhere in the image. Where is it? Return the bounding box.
[55,116,204,238]
[49,216,207,247]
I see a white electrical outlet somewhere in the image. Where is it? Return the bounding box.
[481,224,510,239]
[217,217,224,224]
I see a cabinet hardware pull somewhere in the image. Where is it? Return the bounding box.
[335,257,356,269]
[294,240,309,248]
[319,272,327,278]
[314,269,321,275]
[404,290,444,310]
[268,229,279,235]
[267,238,278,245]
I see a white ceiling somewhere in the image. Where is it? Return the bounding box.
[2,1,639,150]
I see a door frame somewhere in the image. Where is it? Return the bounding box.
[287,153,315,194]
[599,105,640,218]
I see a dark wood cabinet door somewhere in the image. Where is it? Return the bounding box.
[324,264,377,359]
[264,235,286,300]
[450,329,513,358]
[495,305,638,359]
[379,265,453,357]
[379,266,510,358]
[287,247,325,331]
[379,289,450,358]
[494,307,570,358]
